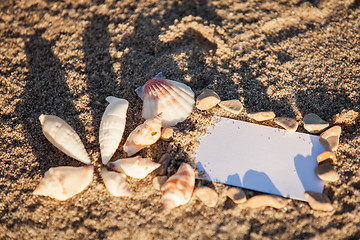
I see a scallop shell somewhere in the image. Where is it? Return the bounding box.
[39,114,91,165]
[107,156,161,179]
[135,74,195,127]
[123,113,162,156]
[101,167,131,197]
[33,165,93,201]
[161,162,195,211]
[99,96,129,164]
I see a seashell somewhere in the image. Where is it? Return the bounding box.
[33,165,93,201]
[101,167,131,197]
[225,187,247,204]
[319,125,341,151]
[39,114,91,165]
[317,151,336,165]
[107,156,161,179]
[153,176,168,191]
[99,96,129,164]
[161,163,195,211]
[304,191,333,211]
[247,194,287,209]
[135,74,195,127]
[123,113,162,156]
[193,186,218,207]
[135,73,165,98]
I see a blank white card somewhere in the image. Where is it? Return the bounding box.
[195,117,325,201]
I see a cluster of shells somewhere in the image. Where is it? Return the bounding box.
[34,73,195,211]
[34,73,342,212]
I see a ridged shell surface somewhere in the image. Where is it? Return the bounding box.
[123,113,162,156]
[99,96,129,164]
[107,156,161,179]
[135,78,195,127]
[39,114,91,165]
[101,167,131,197]
[161,163,195,211]
[33,165,93,201]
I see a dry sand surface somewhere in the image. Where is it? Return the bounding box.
[1,0,360,239]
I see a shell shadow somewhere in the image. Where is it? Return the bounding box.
[242,170,282,197]
[16,29,86,179]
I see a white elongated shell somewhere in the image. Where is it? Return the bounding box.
[135,77,195,127]
[33,165,93,201]
[161,163,195,211]
[123,113,162,156]
[99,96,129,164]
[101,167,131,197]
[39,114,91,165]
[107,156,161,179]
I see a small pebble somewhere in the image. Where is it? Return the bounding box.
[196,89,221,110]
[304,191,333,211]
[218,100,243,115]
[193,186,218,207]
[303,113,329,134]
[161,127,174,141]
[319,126,341,151]
[247,194,286,209]
[274,117,298,131]
[248,111,276,122]
[315,163,339,182]
[317,151,336,165]
[225,187,247,204]
[154,153,170,176]
[152,176,167,191]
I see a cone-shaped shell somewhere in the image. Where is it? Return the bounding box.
[101,167,131,197]
[107,156,161,179]
[123,113,162,156]
[99,97,129,164]
[33,165,93,201]
[39,114,91,165]
[135,77,195,127]
[161,163,195,211]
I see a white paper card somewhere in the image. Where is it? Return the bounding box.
[195,117,326,201]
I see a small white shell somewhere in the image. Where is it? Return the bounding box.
[101,167,131,197]
[99,96,129,164]
[39,114,91,165]
[107,156,161,179]
[123,113,162,156]
[161,163,195,211]
[33,165,93,201]
[135,75,195,127]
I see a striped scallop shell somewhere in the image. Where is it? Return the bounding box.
[101,167,131,197]
[39,114,91,165]
[33,165,93,201]
[135,75,195,127]
[99,96,129,164]
[161,163,195,211]
[123,113,162,156]
[107,156,161,179]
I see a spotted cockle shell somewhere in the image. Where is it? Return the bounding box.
[161,163,195,211]
[99,96,129,164]
[135,74,195,127]
[101,167,131,197]
[107,156,161,179]
[33,165,93,201]
[39,114,91,165]
[123,113,162,156]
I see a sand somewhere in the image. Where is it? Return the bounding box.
[1,0,360,239]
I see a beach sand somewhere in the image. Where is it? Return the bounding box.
[1,0,359,238]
